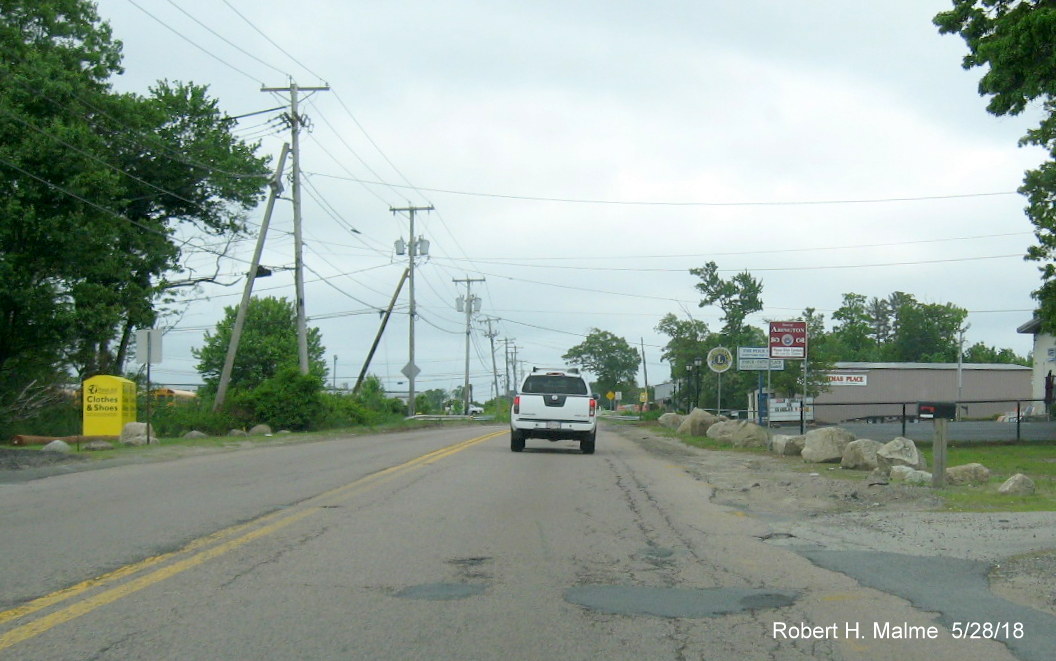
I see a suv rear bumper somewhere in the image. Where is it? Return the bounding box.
[511,420,596,441]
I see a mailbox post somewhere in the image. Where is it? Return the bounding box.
[918,401,956,488]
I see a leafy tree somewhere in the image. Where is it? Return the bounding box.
[884,297,967,362]
[562,328,641,395]
[963,342,1029,365]
[935,2,1056,329]
[689,261,763,342]
[0,0,269,413]
[831,293,877,360]
[194,296,327,393]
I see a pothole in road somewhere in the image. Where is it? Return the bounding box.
[394,582,488,601]
[565,585,799,618]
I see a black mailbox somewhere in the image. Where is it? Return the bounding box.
[918,401,956,420]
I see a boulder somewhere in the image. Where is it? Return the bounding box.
[945,463,991,486]
[120,422,157,446]
[41,440,72,453]
[889,465,932,486]
[228,429,248,437]
[707,420,768,448]
[82,440,114,451]
[183,430,208,440]
[841,438,884,470]
[676,408,721,437]
[801,427,855,463]
[248,424,273,436]
[997,473,1036,496]
[658,413,683,430]
[876,437,926,473]
[771,434,805,457]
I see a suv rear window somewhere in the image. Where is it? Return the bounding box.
[521,375,588,395]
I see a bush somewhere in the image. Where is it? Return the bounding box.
[148,398,240,437]
[230,367,325,431]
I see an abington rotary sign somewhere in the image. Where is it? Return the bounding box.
[769,321,807,359]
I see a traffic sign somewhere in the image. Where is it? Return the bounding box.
[401,362,421,379]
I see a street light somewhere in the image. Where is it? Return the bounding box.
[693,357,703,411]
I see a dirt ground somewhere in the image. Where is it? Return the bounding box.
[608,421,1056,619]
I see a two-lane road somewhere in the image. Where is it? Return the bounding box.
[0,426,1039,660]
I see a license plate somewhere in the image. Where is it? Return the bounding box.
[546,421,560,430]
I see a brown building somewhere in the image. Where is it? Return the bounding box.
[813,362,1033,423]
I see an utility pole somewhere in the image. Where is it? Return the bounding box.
[454,277,485,414]
[501,338,515,397]
[261,81,329,374]
[214,144,290,411]
[481,317,501,401]
[641,337,650,412]
[390,204,433,416]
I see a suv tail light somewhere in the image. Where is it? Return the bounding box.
[589,397,597,417]
[513,395,520,415]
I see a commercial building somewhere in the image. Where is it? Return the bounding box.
[813,362,1032,423]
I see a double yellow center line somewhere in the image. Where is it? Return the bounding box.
[0,430,505,651]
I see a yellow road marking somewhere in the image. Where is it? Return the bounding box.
[0,430,504,651]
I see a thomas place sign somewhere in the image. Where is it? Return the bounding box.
[769,321,808,359]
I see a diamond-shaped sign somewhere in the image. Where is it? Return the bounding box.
[401,362,421,379]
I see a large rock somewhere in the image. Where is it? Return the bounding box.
[82,440,114,451]
[707,420,768,448]
[945,463,991,486]
[120,422,157,446]
[771,434,805,457]
[889,465,932,486]
[183,430,208,440]
[801,427,855,463]
[876,437,926,473]
[676,408,721,437]
[998,473,1036,496]
[228,429,248,437]
[841,438,884,470]
[41,440,72,453]
[658,413,683,430]
[248,424,273,436]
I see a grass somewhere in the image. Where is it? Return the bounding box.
[0,416,486,463]
[620,419,1056,512]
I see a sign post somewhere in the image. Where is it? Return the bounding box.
[136,329,162,441]
[919,402,956,488]
[707,347,733,416]
[770,322,809,433]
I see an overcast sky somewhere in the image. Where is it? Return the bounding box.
[92,0,1047,399]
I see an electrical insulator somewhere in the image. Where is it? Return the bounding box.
[394,238,406,255]
[417,237,430,256]
[456,295,465,312]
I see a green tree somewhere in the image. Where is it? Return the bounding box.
[689,262,763,343]
[884,297,967,362]
[0,0,269,409]
[831,293,877,360]
[963,342,1029,365]
[562,328,641,395]
[935,2,1056,329]
[194,297,327,393]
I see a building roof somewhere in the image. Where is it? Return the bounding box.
[832,362,1030,371]
[1018,318,1042,334]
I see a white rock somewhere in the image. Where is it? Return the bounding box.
[658,413,683,430]
[120,422,157,446]
[801,427,855,463]
[707,420,768,448]
[876,437,926,473]
[841,439,884,470]
[248,424,273,436]
[945,463,991,486]
[183,430,208,439]
[889,465,932,485]
[41,440,72,453]
[676,408,721,437]
[771,434,805,457]
[997,473,1036,496]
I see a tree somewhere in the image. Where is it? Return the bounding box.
[884,297,967,362]
[831,293,877,361]
[689,262,763,342]
[935,2,1056,329]
[194,297,327,393]
[562,329,641,395]
[0,0,269,408]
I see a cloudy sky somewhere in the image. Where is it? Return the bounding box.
[93,0,1047,399]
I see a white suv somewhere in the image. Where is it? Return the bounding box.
[510,367,598,454]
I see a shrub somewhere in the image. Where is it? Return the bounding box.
[231,367,325,431]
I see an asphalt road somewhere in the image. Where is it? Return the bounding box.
[0,425,1048,660]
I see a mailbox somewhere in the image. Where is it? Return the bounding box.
[918,401,956,420]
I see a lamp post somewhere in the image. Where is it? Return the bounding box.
[693,357,703,411]
[685,364,694,413]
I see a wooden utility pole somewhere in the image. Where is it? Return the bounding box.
[454,277,485,414]
[214,144,290,410]
[481,317,501,401]
[390,205,433,415]
[353,268,409,394]
[261,82,329,374]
